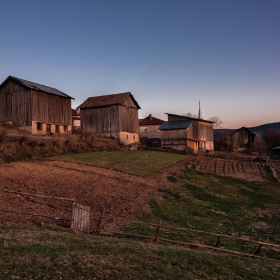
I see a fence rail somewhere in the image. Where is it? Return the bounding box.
[1,189,280,263]
[93,213,280,264]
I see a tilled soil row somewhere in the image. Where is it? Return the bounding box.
[195,157,267,182]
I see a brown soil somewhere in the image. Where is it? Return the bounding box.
[191,154,267,182]
[0,158,189,230]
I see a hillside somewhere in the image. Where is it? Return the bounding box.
[214,122,280,138]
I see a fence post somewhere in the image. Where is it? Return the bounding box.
[254,244,262,255]
[70,197,76,229]
[215,235,221,247]
[96,208,105,235]
[154,220,162,242]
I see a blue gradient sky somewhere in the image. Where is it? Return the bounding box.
[0,0,279,128]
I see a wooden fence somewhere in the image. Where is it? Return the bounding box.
[1,189,280,263]
[0,189,89,232]
[91,212,280,264]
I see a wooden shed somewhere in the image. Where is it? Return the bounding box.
[77,92,140,145]
[0,76,74,134]
[159,113,214,154]
[230,127,257,151]
[139,114,165,139]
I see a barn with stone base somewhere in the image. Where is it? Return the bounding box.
[0,76,73,134]
[77,92,140,145]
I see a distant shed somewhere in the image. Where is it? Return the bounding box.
[77,92,140,145]
[230,127,257,151]
[0,76,73,134]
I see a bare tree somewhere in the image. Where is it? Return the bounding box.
[182,112,197,118]
[208,116,223,129]
[263,128,280,150]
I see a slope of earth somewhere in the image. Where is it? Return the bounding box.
[0,157,189,230]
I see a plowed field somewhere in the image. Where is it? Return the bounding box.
[0,158,188,230]
[194,157,267,182]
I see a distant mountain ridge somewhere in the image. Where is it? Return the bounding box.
[214,122,280,138]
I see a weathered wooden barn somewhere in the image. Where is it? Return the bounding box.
[139,114,165,139]
[0,76,73,134]
[159,113,214,153]
[230,127,257,151]
[77,92,141,145]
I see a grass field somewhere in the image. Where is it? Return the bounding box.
[50,150,187,176]
[2,152,280,278]
[0,226,279,280]
[125,167,280,261]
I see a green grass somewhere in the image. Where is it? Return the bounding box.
[125,168,280,260]
[50,151,187,176]
[0,226,279,280]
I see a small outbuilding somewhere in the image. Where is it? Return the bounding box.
[0,76,74,134]
[77,92,140,145]
[230,127,257,151]
[159,113,214,154]
[139,114,165,139]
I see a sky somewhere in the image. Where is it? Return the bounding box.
[0,0,279,129]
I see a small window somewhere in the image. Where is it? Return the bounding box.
[141,127,148,132]
[46,124,51,132]
[133,135,135,140]
[55,125,59,133]
[126,135,128,139]
[64,125,68,133]
[37,122,42,131]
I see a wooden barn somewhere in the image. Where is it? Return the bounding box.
[77,92,141,145]
[139,114,165,139]
[159,113,214,154]
[230,127,257,151]
[0,76,73,134]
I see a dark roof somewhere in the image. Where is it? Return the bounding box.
[72,109,80,116]
[165,113,215,124]
[230,126,257,136]
[0,76,74,99]
[159,120,193,130]
[139,115,164,126]
[77,92,140,109]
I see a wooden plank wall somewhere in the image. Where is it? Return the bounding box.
[81,105,120,133]
[0,80,32,126]
[81,96,139,134]
[0,80,71,126]
[31,90,72,125]
[161,129,188,145]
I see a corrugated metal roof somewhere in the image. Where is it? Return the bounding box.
[2,76,74,99]
[165,113,215,124]
[159,120,193,130]
[77,92,141,109]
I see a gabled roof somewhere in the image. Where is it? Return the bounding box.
[230,126,257,136]
[165,113,215,124]
[159,120,193,130]
[77,92,141,109]
[139,115,164,126]
[0,76,74,99]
